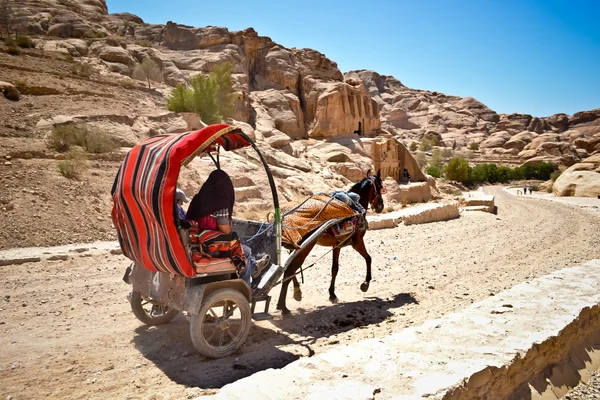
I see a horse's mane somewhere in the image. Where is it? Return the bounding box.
[349,177,370,193]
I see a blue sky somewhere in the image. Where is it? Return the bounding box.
[106,0,600,117]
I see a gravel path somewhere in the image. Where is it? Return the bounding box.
[1,186,599,399]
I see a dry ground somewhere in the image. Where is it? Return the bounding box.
[0,187,599,399]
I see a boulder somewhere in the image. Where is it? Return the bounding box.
[545,113,569,132]
[0,81,20,101]
[480,131,511,149]
[383,178,432,204]
[553,154,600,197]
[251,90,305,139]
[455,97,499,123]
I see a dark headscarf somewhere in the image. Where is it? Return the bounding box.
[186,170,235,221]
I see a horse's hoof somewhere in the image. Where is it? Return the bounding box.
[329,296,338,304]
[293,288,302,302]
[360,282,370,292]
[276,303,283,311]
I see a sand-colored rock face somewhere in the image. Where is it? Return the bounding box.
[11,0,600,168]
[371,138,426,182]
[553,154,600,197]
[346,68,599,167]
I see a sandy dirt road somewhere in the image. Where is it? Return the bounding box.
[1,187,599,399]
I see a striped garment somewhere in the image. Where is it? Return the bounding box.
[111,124,250,277]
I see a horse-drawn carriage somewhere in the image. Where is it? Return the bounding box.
[111,124,385,358]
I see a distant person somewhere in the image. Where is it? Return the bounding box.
[529,186,533,195]
[403,168,411,183]
[175,188,189,221]
[523,186,528,195]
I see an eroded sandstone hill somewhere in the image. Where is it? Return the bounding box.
[0,0,599,249]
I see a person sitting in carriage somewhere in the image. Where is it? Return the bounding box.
[186,169,270,285]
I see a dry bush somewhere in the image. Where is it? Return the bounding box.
[70,62,93,77]
[136,40,153,47]
[47,125,86,152]
[57,150,88,179]
[84,128,118,153]
[6,45,20,55]
[16,35,34,48]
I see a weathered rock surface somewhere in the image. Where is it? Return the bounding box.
[553,154,600,197]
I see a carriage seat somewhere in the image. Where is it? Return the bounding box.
[178,220,238,276]
[192,253,237,275]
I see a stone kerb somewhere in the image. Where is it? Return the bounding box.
[367,202,460,230]
[462,193,495,213]
[203,260,600,400]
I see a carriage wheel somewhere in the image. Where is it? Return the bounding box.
[130,290,179,326]
[190,288,251,359]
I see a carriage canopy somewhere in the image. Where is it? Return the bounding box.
[111,124,279,277]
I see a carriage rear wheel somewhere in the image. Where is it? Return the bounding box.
[190,288,251,359]
[130,290,180,326]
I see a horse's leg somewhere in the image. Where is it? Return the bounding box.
[328,247,341,303]
[292,276,302,302]
[351,231,372,292]
[276,241,316,315]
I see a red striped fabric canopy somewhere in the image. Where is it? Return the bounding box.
[111,124,250,277]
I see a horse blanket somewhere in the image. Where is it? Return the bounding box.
[281,194,359,248]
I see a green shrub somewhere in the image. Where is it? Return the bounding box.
[425,165,442,178]
[418,138,433,152]
[468,142,479,151]
[445,157,469,183]
[550,170,561,181]
[516,161,556,181]
[95,31,107,38]
[16,35,34,48]
[166,62,234,124]
[47,125,87,152]
[547,185,553,193]
[7,46,20,55]
[430,148,444,169]
[409,141,418,152]
[58,150,88,179]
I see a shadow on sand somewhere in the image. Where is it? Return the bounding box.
[131,292,417,389]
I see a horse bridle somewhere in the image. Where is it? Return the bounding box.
[366,176,386,210]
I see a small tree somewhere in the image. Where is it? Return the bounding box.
[166,63,234,124]
[445,157,469,183]
[211,62,234,119]
[133,58,163,89]
[409,141,418,152]
[166,83,190,113]
[189,73,221,124]
[430,148,444,169]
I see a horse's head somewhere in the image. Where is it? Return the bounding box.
[350,169,386,214]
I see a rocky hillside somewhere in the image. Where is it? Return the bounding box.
[346,70,600,167]
[0,0,599,249]
[6,0,600,165]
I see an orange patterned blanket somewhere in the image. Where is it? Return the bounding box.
[281,194,358,248]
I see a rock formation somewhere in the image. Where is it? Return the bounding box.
[553,154,600,197]
[3,0,599,202]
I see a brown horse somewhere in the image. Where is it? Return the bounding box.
[276,170,386,315]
